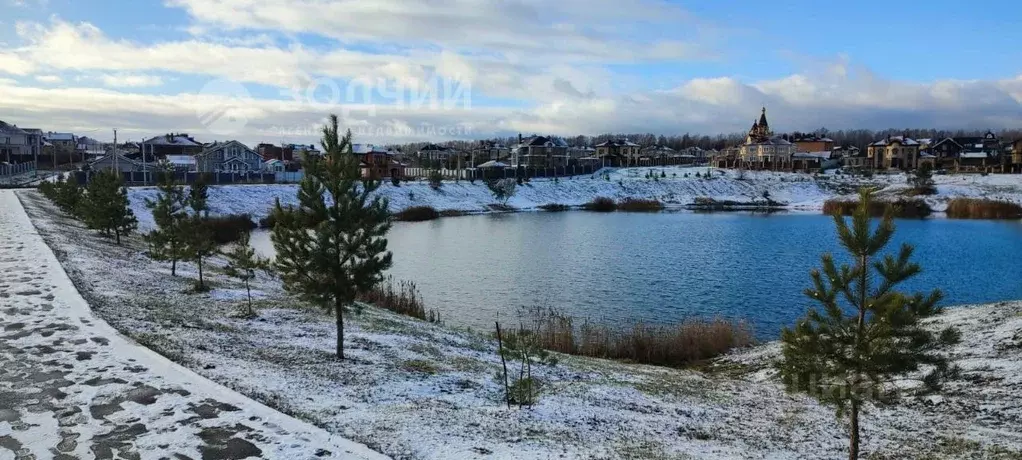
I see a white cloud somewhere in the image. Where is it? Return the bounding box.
[100,74,164,87]
[34,74,61,83]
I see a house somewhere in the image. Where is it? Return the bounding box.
[641,145,675,158]
[737,108,797,169]
[516,135,570,168]
[45,132,77,151]
[867,136,920,170]
[87,150,147,173]
[594,139,639,167]
[290,144,321,159]
[256,143,293,162]
[1009,139,1022,173]
[791,151,834,171]
[77,136,106,158]
[568,146,595,160]
[141,133,203,158]
[352,144,403,178]
[472,140,511,163]
[930,132,999,171]
[263,159,286,173]
[417,143,453,162]
[21,128,45,160]
[792,135,834,154]
[0,121,32,162]
[194,141,263,172]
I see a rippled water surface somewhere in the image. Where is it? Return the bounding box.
[251,211,1022,338]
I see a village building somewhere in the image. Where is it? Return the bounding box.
[0,121,32,162]
[736,108,797,169]
[594,139,640,167]
[194,140,263,172]
[867,135,920,170]
[930,132,1000,171]
[792,135,834,154]
[352,144,403,178]
[515,135,570,168]
[141,133,203,158]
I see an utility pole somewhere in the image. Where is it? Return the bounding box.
[113,129,119,173]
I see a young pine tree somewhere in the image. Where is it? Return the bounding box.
[179,172,219,291]
[271,114,393,359]
[190,174,210,218]
[145,172,189,276]
[222,231,269,317]
[777,188,960,460]
[83,170,137,244]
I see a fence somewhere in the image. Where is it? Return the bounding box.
[70,170,289,187]
[404,165,608,181]
[0,161,37,187]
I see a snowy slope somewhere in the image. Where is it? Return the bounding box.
[126,167,1022,230]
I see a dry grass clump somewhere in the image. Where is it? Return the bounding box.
[823,198,932,218]
[507,307,753,367]
[358,277,441,323]
[617,198,664,212]
[393,206,440,221]
[945,198,1022,219]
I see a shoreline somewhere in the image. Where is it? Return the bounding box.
[16,187,1022,459]
[123,166,1022,230]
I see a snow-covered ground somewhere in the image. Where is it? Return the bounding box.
[0,190,386,460]
[18,189,1022,459]
[126,166,1022,230]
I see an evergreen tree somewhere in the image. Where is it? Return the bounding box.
[145,172,189,276]
[190,174,210,218]
[176,172,219,291]
[83,170,137,244]
[777,188,960,460]
[222,231,268,317]
[270,114,393,359]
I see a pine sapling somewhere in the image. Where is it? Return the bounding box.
[145,172,188,275]
[777,187,960,460]
[271,114,393,359]
[222,231,269,317]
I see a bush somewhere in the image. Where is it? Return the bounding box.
[393,205,440,222]
[428,170,443,190]
[508,307,754,367]
[946,198,1022,219]
[391,175,401,187]
[822,198,932,218]
[584,197,617,212]
[617,198,663,212]
[202,214,257,244]
[258,213,277,229]
[538,203,570,212]
[358,277,440,322]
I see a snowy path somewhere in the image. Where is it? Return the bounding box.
[0,190,389,460]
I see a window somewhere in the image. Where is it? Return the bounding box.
[2,137,9,144]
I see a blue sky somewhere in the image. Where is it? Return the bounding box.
[1,0,1021,145]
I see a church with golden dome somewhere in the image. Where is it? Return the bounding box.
[738,107,797,168]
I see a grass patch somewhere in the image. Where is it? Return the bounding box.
[822,198,932,218]
[583,196,617,212]
[946,198,1022,219]
[538,203,570,212]
[617,198,664,212]
[401,359,440,374]
[487,203,515,212]
[357,277,441,323]
[507,307,754,367]
[393,206,440,221]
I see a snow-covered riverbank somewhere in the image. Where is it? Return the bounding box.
[18,188,1022,459]
[126,166,1022,230]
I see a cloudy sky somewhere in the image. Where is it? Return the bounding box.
[2,0,1021,146]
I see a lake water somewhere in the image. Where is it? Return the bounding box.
[250,211,1022,338]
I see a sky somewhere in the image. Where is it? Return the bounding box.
[1,0,1021,146]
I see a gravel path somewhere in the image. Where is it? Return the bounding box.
[0,190,388,460]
